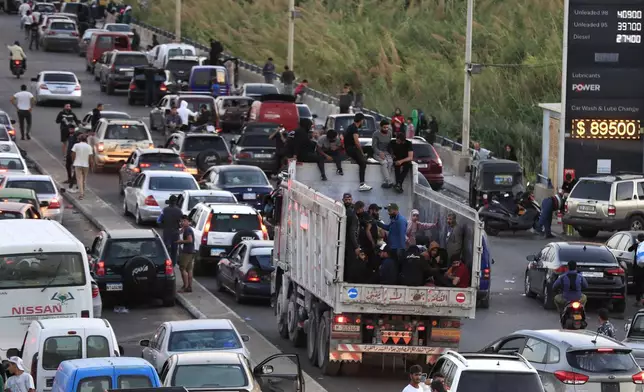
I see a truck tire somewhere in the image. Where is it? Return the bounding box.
[318,311,340,376]
[306,303,319,366]
[288,294,306,347]
[276,290,289,339]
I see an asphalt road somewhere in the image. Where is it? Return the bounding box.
[1,11,640,390]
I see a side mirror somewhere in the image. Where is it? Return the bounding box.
[30,78,37,82]
[482,346,495,354]
[260,365,274,375]
[6,348,20,358]
[491,258,495,264]
[241,335,250,342]
[118,345,125,355]
[164,199,169,205]
[312,114,318,119]
[139,339,150,347]
[526,255,536,261]
[125,181,133,187]
[10,120,15,125]
[59,188,66,194]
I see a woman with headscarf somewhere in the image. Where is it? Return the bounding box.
[502,144,518,161]
[406,209,437,246]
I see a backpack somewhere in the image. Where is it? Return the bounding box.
[636,242,644,267]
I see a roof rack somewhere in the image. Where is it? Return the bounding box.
[445,350,468,366]
[460,352,533,368]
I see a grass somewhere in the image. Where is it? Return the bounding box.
[132,0,564,173]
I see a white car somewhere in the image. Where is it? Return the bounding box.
[0,174,64,223]
[176,189,237,215]
[102,23,134,37]
[140,319,251,372]
[0,151,29,181]
[0,142,21,155]
[238,83,280,99]
[31,71,82,107]
[123,170,199,224]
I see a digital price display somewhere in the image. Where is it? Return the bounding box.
[570,119,641,139]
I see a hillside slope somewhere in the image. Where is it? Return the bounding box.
[132,0,564,171]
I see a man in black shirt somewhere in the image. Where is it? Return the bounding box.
[355,201,378,281]
[55,103,80,157]
[344,113,372,192]
[157,195,183,266]
[342,193,365,282]
[91,103,103,133]
[338,84,354,114]
[269,125,287,173]
[388,132,414,193]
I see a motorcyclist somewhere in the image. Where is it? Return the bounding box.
[553,260,588,313]
[8,41,27,71]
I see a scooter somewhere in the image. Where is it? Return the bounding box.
[478,188,541,236]
[560,300,588,330]
[10,59,24,79]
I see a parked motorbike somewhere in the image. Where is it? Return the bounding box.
[10,60,24,79]
[478,184,540,236]
[560,300,588,330]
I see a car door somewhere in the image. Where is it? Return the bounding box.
[125,173,144,211]
[532,247,552,295]
[253,354,304,392]
[482,335,527,355]
[120,152,136,184]
[154,326,168,371]
[519,337,549,376]
[220,244,244,287]
[526,247,546,292]
[617,234,635,285]
[151,97,168,130]
[142,324,162,364]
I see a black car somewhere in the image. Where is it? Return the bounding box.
[524,242,626,313]
[164,131,232,177]
[128,67,167,106]
[87,228,176,306]
[218,96,254,133]
[215,240,274,303]
[231,125,277,173]
[200,165,273,210]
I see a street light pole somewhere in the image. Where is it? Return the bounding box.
[287,0,295,69]
[174,0,181,43]
[461,0,474,156]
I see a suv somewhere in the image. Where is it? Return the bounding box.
[118,148,185,194]
[563,174,644,238]
[87,228,176,307]
[163,131,231,177]
[429,351,543,391]
[90,119,154,172]
[128,67,167,106]
[98,51,150,95]
[188,203,268,274]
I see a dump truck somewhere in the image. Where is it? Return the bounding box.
[272,160,483,376]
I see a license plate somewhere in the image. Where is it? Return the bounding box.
[106,283,123,291]
[255,154,272,159]
[53,89,68,94]
[120,144,132,149]
[210,248,225,256]
[582,271,604,278]
[332,324,360,332]
[573,314,582,320]
[417,164,428,168]
[187,167,198,175]
[578,205,596,212]
[601,382,619,392]
[243,193,256,200]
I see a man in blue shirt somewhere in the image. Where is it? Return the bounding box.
[378,203,408,261]
[553,260,588,312]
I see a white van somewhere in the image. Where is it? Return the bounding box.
[8,318,122,392]
[148,43,197,69]
[0,220,94,359]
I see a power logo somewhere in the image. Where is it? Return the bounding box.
[572,84,601,92]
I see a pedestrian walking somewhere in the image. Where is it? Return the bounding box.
[157,195,183,266]
[262,57,275,84]
[10,84,34,140]
[5,356,35,392]
[177,215,195,292]
[71,134,93,199]
[281,65,295,94]
[131,28,141,51]
[628,233,644,306]
[56,103,80,157]
[64,125,80,191]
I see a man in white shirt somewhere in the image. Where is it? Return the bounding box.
[71,134,93,199]
[18,2,31,27]
[9,84,34,140]
[5,356,35,392]
[177,100,196,127]
[402,365,423,392]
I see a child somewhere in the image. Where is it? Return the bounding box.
[406,117,415,139]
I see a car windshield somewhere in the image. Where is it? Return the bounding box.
[5,180,55,194]
[35,4,55,12]
[148,177,198,191]
[222,99,252,109]
[456,371,543,392]
[44,73,77,83]
[0,211,22,219]
[187,195,236,209]
[102,112,131,120]
[192,68,226,87]
[104,124,148,141]
[209,214,259,232]
[115,54,148,67]
[558,247,615,264]
[0,158,24,171]
[140,153,182,165]
[183,136,225,152]
[297,105,311,118]
[629,315,644,338]
[167,59,198,74]
[567,350,638,373]
[238,134,273,147]
[570,180,612,201]
[0,252,86,289]
[168,329,242,351]
[168,48,196,57]
[106,24,130,32]
[181,98,214,112]
[335,116,376,137]
[412,143,437,159]
[220,171,269,186]
[245,85,279,96]
[103,239,165,265]
[50,21,76,31]
[173,364,247,388]
[249,248,272,268]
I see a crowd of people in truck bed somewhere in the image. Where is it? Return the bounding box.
[341,193,470,288]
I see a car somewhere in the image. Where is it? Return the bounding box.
[87,228,176,306]
[0,174,64,223]
[38,14,72,38]
[214,240,274,303]
[30,71,82,107]
[59,2,92,24]
[103,23,134,37]
[88,32,131,75]
[78,28,102,57]
[605,230,644,288]
[0,151,30,179]
[0,142,19,155]
[199,165,273,210]
[0,125,16,144]
[147,43,197,69]
[91,279,102,318]
[524,242,626,312]
[0,188,41,210]
[215,96,254,133]
[188,203,269,274]
[624,309,644,366]
[175,189,237,215]
[238,83,280,99]
[149,94,217,132]
[139,319,251,372]
[52,357,161,392]
[158,352,304,392]
[163,131,231,177]
[231,126,277,174]
[54,11,78,23]
[480,329,644,392]
[429,351,543,391]
[41,18,79,52]
[78,110,131,133]
[31,2,57,20]
[89,119,154,172]
[119,148,186,194]
[325,113,377,137]
[98,51,151,95]
[0,112,17,140]
[128,67,168,106]
[296,103,317,131]
[165,56,206,86]
[123,170,199,224]
[563,174,644,239]
[0,202,42,219]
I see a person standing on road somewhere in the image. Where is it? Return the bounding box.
[281,65,295,94]
[64,125,81,191]
[5,357,35,392]
[176,215,195,292]
[338,84,354,114]
[91,103,103,133]
[56,103,80,157]
[597,308,616,338]
[157,195,183,266]
[269,125,287,173]
[131,28,140,51]
[71,134,93,200]
[344,113,372,192]
[262,57,275,84]
[10,85,34,140]
[22,10,34,40]
[402,365,423,392]
[18,2,31,28]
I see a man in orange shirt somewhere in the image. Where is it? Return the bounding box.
[445,254,470,288]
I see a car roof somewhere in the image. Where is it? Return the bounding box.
[0,188,37,197]
[105,229,159,239]
[244,83,274,87]
[173,95,216,100]
[459,355,536,372]
[137,148,177,155]
[515,329,629,350]
[166,319,235,332]
[184,190,234,196]
[37,318,111,329]
[145,170,195,178]
[95,110,130,117]
[0,152,23,158]
[3,174,53,182]
[0,111,9,117]
[173,352,244,366]
[328,113,375,119]
[203,203,257,214]
[62,357,151,370]
[551,241,609,251]
[215,165,263,172]
[613,231,644,239]
[0,202,31,211]
[99,119,145,125]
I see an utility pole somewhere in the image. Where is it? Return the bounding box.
[461,0,474,156]
[287,0,295,69]
[174,0,181,43]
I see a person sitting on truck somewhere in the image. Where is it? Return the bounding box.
[377,203,408,262]
[378,243,398,285]
[444,254,470,288]
[316,129,344,181]
[372,119,394,188]
[388,132,414,193]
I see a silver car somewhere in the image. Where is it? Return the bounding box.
[0,174,65,223]
[123,170,199,225]
[41,19,79,52]
[31,71,82,107]
[482,329,644,392]
[78,28,102,57]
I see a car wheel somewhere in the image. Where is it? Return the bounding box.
[234,281,244,304]
[212,270,225,291]
[477,291,490,308]
[577,229,599,239]
[524,272,536,298]
[542,282,555,310]
[135,205,144,225]
[122,198,129,216]
[613,299,626,313]
[106,82,115,95]
[630,216,644,231]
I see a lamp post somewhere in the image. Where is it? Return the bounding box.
[174,0,181,43]
[461,0,474,156]
[287,0,295,69]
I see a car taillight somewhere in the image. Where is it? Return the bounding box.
[160,83,167,92]
[129,82,136,90]
[246,269,260,282]
[71,31,78,37]
[633,371,644,384]
[606,267,625,276]
[7,129,15,137]
[608,205,616,216]
[483,268,490,279]
[96,261,105,276]
[81,310,90,318]
[132,167,140,173]
[565,201,569,213]
[97,142,104,152]
[144,195,158,206]
[235,152,252,159]
[174,163,184,168]
[201,213,212,245]
[74,84,81,90]
[48,198,61,209]
[47,31,56,35]
[39,84,48,90]
[140,163,151,168]
[334,314,349,324]
[165,259,173,275]
[555,266,568,273]
[92,285,99,298]
[148,143,154,149]
[554,370,588,385]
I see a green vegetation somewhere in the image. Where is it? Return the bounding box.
[132,0,563,172]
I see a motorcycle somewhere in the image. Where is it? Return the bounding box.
[478,183,541,236]
[10,60,24,79]
[560,300,588,330]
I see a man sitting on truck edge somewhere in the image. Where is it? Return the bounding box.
[372,119,394,188]
[316,129,344,181]
[343,113,372,192]
[388,132,414,193]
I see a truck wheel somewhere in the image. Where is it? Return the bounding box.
[306,303,319,366]
[287,294,305,347]
[318,311,340,375]
[276,291,289,339]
